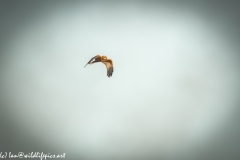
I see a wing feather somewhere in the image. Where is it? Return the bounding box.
[102,59,114,77]
[84,55,98,68]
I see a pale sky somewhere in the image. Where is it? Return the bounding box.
[0,1,240,160]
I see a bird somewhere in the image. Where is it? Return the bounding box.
[84,55,114,77]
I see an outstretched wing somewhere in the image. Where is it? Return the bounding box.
[102,59,114,77]
[84,55,99,68]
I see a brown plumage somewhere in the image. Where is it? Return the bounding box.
[84,55,114,77]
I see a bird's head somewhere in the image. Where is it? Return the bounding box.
[102,56,107,60]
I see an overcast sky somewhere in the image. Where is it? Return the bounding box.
[0,1,240,160]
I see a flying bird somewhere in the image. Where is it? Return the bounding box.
[84,55,114,77]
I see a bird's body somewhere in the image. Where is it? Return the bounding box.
[84,55,114,77]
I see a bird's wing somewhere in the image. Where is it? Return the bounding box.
[102,59,114,77]
[84,55,99,68]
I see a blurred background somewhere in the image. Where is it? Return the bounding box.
[0,0,240,160]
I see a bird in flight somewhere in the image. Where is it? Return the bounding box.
[84,55,114,77]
